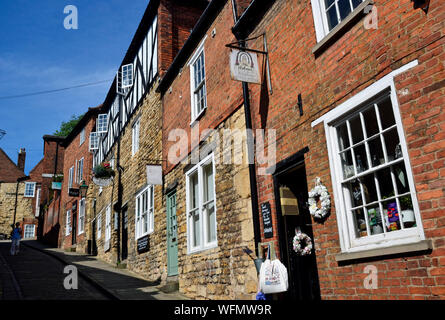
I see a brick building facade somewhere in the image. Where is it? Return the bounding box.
[21,0,444,300]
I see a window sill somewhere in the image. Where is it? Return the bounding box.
[190,107,207,127]
[312,0,373,56]
[335,239,432,263]
[188,243,218,255]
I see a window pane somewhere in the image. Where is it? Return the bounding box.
[378,97,396,130]
[354,144,368,173]
[399,195,416,228]
[326,5,338,30]
[352,0,363,9]
[190,172,199,209]
[353,208,368,238]
[206,201,216,243]
[350,116,364,144]
[363,107,379,137]
[383,199,400,232]
[325,0,335,7]
[340,150,354,179]
[203,163,214,202]
[193,210,200,247]
[338,0,352,20]
[394,162,409,194]
[377,167,394,199]
[367,205,384,235]
[368,137,385,167]
[384,128,401,162]
[361,174,378,204]
[337,123,350,151]
[348,179,363,207]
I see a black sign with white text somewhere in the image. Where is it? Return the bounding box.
[261,202,273,239]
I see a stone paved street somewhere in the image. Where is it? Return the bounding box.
[0,240,108,300]
[0,240,188,300]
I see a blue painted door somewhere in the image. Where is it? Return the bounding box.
[167,191,178,276]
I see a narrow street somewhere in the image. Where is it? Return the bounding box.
[0,240,108,300]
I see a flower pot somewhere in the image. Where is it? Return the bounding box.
[92,176,114,187]
[402,209,415,224]
[372,225,383,235]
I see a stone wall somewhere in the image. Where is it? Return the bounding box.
[164,106,258,300]
[0,182,34,235]
[93,85,165,279]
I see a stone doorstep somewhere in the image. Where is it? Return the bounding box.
[158,281,179,294]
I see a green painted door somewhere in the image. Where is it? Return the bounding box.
[167,191,178,276]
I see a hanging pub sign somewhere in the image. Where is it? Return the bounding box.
[230,49,261,84]
[69,188,80,197]
[146,165,162,185]
[261,202,274,239]
[137,235,150,254]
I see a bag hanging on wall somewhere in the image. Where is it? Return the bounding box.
[259,244,289,294]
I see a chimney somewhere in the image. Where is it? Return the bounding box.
[17,148,26,172]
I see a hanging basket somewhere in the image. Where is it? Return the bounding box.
[92,176,114,187]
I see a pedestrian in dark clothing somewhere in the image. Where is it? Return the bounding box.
[10,223,22,255]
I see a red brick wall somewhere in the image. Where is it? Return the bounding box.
[60,119,96,249]
[238,0,445,299]
[162,2,244,174]
[157,0,208,77]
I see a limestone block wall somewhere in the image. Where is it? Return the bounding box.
[0,182,34,235]
[164,106,258,300]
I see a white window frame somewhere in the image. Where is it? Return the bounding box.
[68,166,74,193]
[105,204,112,242]
[80,128,85,146]
[135,185,154,240]
[76,158,84,184]
[188,36,207,124]
[97,213,102,239]
[312,60,425,254]
[66,210,71,236]
[121,64,134,89]
[24,182,36,197]
[97,114,108,134]
[311,0,366,42]
[35,186,41,217]
[89,132,99,151]
[185,153,217,254]
[132,117,140,156]
[78,198,86,235]
[24,224,35,239]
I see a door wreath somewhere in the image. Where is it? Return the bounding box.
[308,177,331,219]
[292,228,313,256]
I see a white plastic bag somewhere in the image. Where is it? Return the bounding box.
[259,244,289,294]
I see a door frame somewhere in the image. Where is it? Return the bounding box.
[166,190,178,276]
[272,147,321,300]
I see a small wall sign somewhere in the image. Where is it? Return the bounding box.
[230,49,261,84]
[69,188,80,197]
[261,202,274,239]
[137,235,150,254]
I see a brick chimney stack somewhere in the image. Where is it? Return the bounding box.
[17,148,26,172]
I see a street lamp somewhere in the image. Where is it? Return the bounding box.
[79,180,88,198]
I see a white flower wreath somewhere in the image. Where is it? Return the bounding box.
[308,177,331,219]
[293,230,313,256]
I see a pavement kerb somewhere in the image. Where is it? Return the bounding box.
[22,242,119,300]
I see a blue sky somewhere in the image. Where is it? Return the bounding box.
[0,0,150,174]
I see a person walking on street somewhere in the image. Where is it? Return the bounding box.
[10,222,22,256]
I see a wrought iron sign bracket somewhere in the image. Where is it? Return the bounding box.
[225,33,273,94]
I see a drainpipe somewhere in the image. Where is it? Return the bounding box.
[231,1,262,257]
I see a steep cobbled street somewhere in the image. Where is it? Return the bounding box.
[0,240,108,300]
